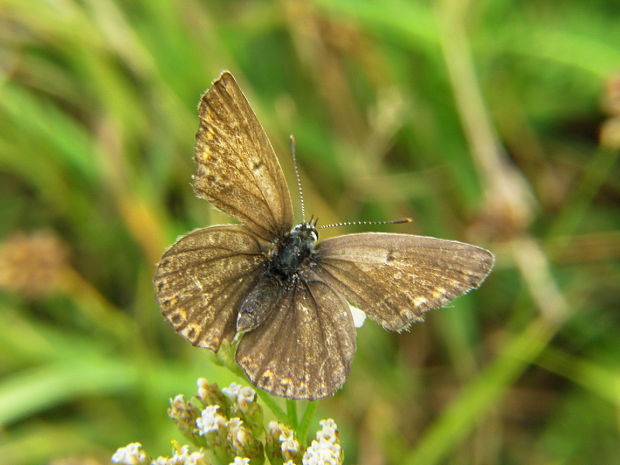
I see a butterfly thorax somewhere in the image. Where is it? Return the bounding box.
[268,223,318,280]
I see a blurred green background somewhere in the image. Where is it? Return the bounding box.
[1,0,619,464]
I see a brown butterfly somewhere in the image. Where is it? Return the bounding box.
[154,71,494,400]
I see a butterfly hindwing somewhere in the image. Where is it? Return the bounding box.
[193,72,293,241]
[154,225,270,350]
[236,276,356,400]
[314,233,495,331]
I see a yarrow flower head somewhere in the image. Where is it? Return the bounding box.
[169,444,206,465]
[301,419,343,465]
[265,421,302,464]
[279,426,300,457]
[317,419,338,443]
[196,405,226,436]
[237,386,256,407]
[111,443,147,465]
[149,442,207,465]
[196,378,229,411]
[112,379,344,465]
[168,394,200,439]
[220,383,262,437]
[226,417,263,460]
[222,383,242,401]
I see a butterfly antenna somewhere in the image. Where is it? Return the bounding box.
[290,135,305,221]
[317,218,412,229]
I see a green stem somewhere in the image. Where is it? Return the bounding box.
[298,401,318,446]
[286,399,298,429]
[256,389,287,424]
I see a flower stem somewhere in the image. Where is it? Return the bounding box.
[286,399,298,429]
[255,389,287,423]
[298,401,318,446]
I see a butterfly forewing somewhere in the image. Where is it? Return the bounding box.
[193,72,293,241]
[154,225,270,350]
[236,277,356,400]
[314,233,495,331]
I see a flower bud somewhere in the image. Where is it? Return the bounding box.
[196,378,230,414]
[226,418,264,464]
[265,422,302,465]
[168,394,201,439]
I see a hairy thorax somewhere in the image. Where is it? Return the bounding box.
[268,223,318,280]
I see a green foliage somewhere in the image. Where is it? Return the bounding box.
[0,0,619,464]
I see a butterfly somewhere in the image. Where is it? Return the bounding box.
[154,71,495,400]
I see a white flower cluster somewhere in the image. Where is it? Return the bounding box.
[222,382,242,399]
[151,445,206,465]
[268,420,301,459]
[222,382,256,405]
[227,416,249,449]
[112,442,208,465]
[196,405,226,435]
[111,442,146,465]
[279,426,300,456]
[195,403,252,441]
[196,382,258,438]
[237,386,256,405]
[112,381,263,465]
[301,419,342,465]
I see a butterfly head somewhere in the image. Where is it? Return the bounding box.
[289,217,318,243]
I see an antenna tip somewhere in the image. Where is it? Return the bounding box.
[396,217,412,224]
